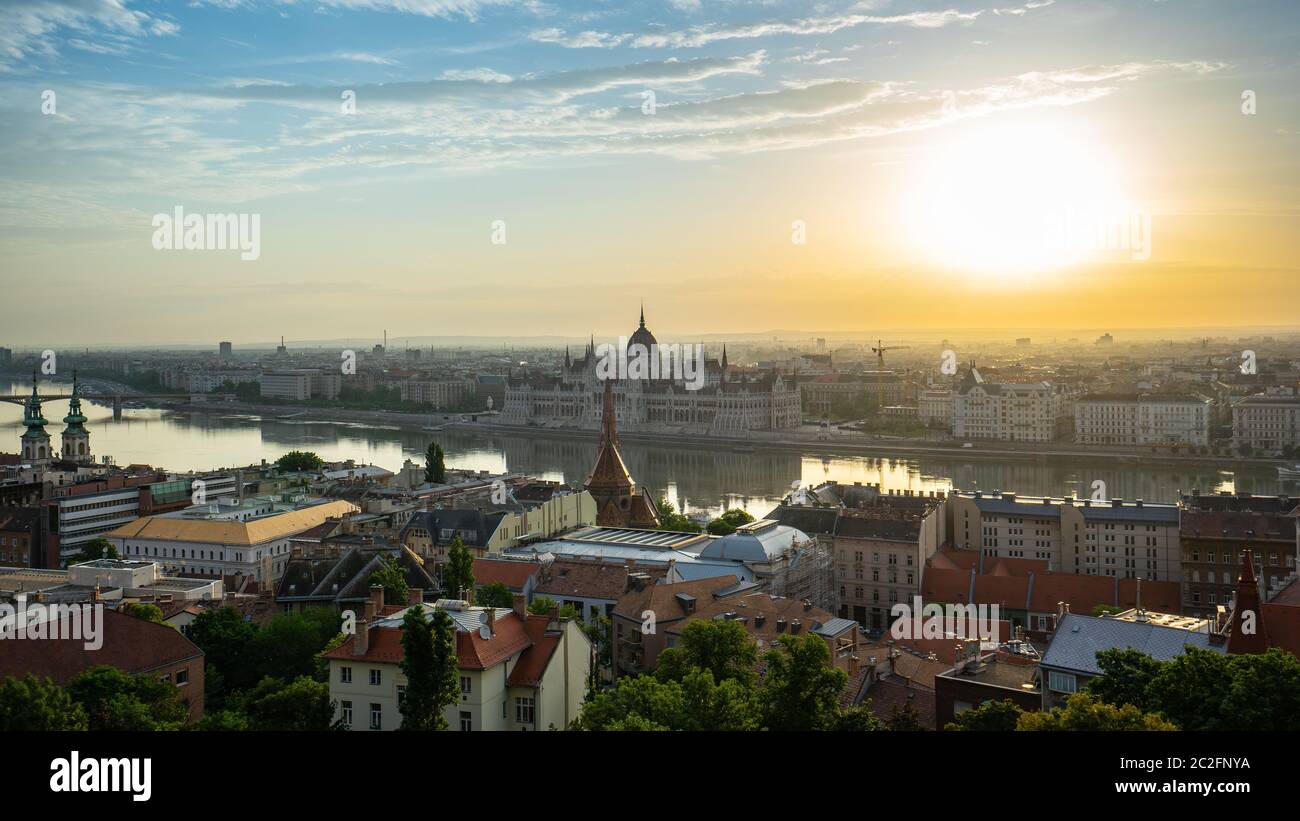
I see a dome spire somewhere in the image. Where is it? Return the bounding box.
[639,301,645,329]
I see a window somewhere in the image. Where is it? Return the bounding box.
[516,697,535,725]
[176,669,189,685]
[460,676,472,698]
[1048,671,1077,694]
[369,669,381,686]
[459,711,472,732]
[369,703,382,730]
[340,666,352,684]
[396,685,406,706]
[341,701,353,728]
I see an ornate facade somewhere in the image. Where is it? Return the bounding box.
[502,309,802,435]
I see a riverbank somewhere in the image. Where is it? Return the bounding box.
[171,398,1285,471]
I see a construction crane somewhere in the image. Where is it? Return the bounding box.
[871,339,911,367]
[868,337,909,420]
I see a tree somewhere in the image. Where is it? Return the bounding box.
[250,608,342,684]
[833,704,883,731]
[67,666,189,730]
[654,498,701,533]
[760,633,848,731]
[368,554,409,606]
[275,450,324,472]
[1087,648,1165,712]
[945,699,1023,731]
[1090,604,1126,617]
[192,709,251,731]
[120,602,166,624]
[577,668,757,732]
[442,537,475,602]
[70,536,118,564]
[188,606,259,703]
[475,582,514,609]
[241,676,337,731]
[584,614,613,681]
[706,508,755,536]
[397,607,459,731]
[528,595,557,616]
[884,701,927,731]
[654,619,757,687]
[424,441,447,484]
[1017,692,1175,731]
[0,675,88,731]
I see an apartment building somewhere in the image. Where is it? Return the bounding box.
[1232,386,1300,453]
[953,367,1071,442]
[832,497,943,631]
[1074,393,1211,447]
[259,369,312,400]
[918,388,953,428]
[323,589,591,731]
[1179,507,1298,618]
[949,492,1182,583]
[399,378,475,408]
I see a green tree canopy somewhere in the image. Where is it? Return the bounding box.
[424,442,447,484]
[705,508,755,536]
[760,633,849,731]
[251,608,343,684]
[1017,692,1175,731]
[0,675,88,731]
[275,450,324,472]
[238,675,337,731]
[67,666,189,731]
[120,602,166,624]
[70,536,118,564]
[475,581,514,609]
[187,606,259,702]
[654,619,758,687]
[577,668,758,732]
[944,699,1024,731]
[442,537,475,602]
[527,595,557,616]
[398,606,459,731]
[368,554,409,606]
[654,498,702,533]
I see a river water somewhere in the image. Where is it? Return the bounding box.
[3,379,1285,518]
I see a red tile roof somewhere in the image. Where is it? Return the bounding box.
[473,558,540,591]
[507,617,562,687]
[321,609,536,671]
[0,607,203,684]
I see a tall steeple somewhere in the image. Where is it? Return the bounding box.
[21,371,51,464]
[1227,549,1267,655]
[61,369,91,463]
[639,301,645,329]
[584,380,659,528]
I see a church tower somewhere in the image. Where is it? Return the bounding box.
[61,370,92,464]
[584,380,659,528]
[20,373,52,465]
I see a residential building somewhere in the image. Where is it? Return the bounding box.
[0,507,40,567]
[831,495,944,631]
[0,605,206,722]
[276,542,438,613]
[1178,506,1297,618]
[934,640,1042,728]
[323,588,591,731]
[1075,393,1211,447]
[259,369,312,400]
[1232,386,1300,453]
[918,388,953,428]
[1038,606,1225,709]
[953,366,1072,442]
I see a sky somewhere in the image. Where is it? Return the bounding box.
[0,0,1297,347]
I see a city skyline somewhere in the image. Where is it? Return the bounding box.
[2,0,1298,345]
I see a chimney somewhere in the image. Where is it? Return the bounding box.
[512,592,527,619]
[352,619,370,656]
[483,608,495,635]
[802,599,813,611]
[754,613,766,628]
[370,583,385,614]
[790,618,802,634]
[407,587,423,606]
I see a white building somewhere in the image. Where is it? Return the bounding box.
[953,367,1071,443]
[105,500,358,583]
[918,388,953,428]
[260,370,312,400]
[323,590,591,731]
[1075,393,1211,447]
[1232,387,1300,453]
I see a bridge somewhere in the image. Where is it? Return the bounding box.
[0,393,232,418]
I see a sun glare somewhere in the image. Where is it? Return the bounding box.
[905,120,1131,278]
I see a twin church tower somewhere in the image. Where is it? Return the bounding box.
[20,371,92,465]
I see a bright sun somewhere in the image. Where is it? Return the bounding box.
[905,119,1130,277]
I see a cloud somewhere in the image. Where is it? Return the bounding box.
[438,67,512,82]
[0,0,178,69]
[529,28,632,49]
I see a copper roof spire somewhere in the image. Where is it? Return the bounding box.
[1226,549,1267,655]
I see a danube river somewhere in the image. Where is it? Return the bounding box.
[2,379,1287,519]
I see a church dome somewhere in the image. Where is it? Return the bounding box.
[629,305,657,350]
